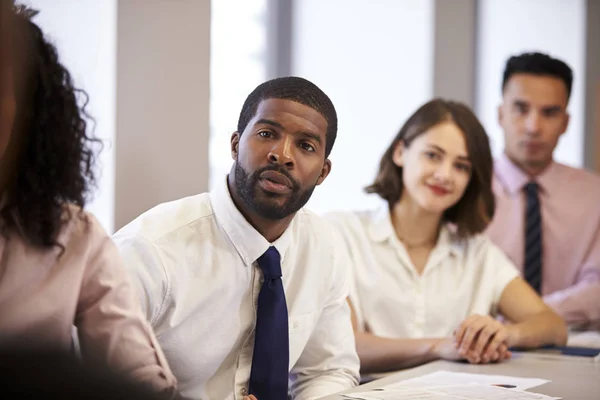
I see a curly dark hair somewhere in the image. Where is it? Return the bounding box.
[0,4,101,248]
[237,76,338,158]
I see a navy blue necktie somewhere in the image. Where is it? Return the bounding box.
[524,182,543,293]
[248,247,289,400]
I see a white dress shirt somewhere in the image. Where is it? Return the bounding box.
[112,178,360,400]
[326,205,520,339]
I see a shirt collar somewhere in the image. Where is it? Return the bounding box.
[368,204,463,257]
[494,153,530,195]
[495,152,559,195]
[368,204,396,243]
[436,224,464,258]
[210,176,293,267]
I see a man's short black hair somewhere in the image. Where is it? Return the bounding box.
[502,52,573,100]
[237,76,338,157]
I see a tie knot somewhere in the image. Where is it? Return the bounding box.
[257,246,281,279]
[525,181,539,195]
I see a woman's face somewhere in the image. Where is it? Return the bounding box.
[394,121,473,215]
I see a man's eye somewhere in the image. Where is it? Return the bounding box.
[301,143,315,152]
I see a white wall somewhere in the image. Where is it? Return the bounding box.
[476,0,586,167]
[292,0,435,214]
[115,0,211,230]
[209,0,267,190]
[26,0,211,232]
[27,0,117,233]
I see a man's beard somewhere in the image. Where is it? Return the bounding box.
[234,162,316,220]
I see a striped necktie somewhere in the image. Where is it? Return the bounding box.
[524,182,542,293]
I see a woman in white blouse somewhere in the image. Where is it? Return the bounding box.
[327,99,567,373]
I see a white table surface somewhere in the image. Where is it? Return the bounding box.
[321,352,600,400]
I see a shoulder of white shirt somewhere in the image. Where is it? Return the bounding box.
[111,193,349,249]
[322,207,506,259]
[293,207,348,243]
[112,193,213,243]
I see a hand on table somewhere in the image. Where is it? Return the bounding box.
[431,336,505,364]
[453,314,514,364]
[432,337,463,361]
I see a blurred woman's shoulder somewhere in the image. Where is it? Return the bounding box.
[57,204,111,256]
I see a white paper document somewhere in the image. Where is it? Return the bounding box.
[385,370,550,391]
[344,383,561,400]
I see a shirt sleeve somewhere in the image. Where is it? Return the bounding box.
[74,215,177,396]
[112,232,171,325]
[544,222,600,326]
[289,227,360,400]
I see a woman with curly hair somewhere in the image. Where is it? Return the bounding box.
[0,4,177,396]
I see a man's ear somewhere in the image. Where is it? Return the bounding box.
[315,159,332,186]
[230,131,240,160]
[497,103,504,126]
[392,140,405,168]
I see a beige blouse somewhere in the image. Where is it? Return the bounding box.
[0,206,177,394]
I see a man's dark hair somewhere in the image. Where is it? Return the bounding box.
[237,76,337,157]
[502,52,573,100]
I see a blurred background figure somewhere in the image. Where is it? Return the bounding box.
[487,52,600,329]
[0,2,176,396]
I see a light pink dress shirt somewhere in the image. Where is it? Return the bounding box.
[0,206,177,394]
[486,154,600,327]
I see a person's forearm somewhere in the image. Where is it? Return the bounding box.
[508,310,568,349]
[355,332,441,373]
[544,281,600,326]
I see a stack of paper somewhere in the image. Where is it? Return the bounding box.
[343,371,560,400]
[344,384,560,400]
[387,371,549,391]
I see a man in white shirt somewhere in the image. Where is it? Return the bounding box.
[113,77,360,400]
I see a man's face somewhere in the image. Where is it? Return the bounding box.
[498,73,569,174]
[230,98,331,220]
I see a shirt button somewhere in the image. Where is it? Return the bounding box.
[241,388,248,396]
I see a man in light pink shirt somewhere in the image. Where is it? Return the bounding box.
[487,52,600,328]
